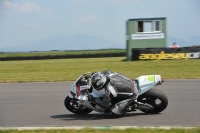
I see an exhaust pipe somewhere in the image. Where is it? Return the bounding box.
[136,102,153,110]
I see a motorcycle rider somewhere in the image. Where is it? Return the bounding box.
[89,70,139,115]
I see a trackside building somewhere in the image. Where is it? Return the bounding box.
[126,17,167,60]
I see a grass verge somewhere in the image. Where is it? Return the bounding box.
[0,57,200,83]
[0,127,200,133]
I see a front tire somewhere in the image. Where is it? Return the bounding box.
[137,89,168,113]
[64,96,93,114]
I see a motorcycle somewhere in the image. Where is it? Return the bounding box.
[64,72,168,117]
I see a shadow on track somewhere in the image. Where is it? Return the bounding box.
[51,112,160,121]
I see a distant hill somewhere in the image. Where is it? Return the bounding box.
[0,34,124,52]
[0,34,199,52]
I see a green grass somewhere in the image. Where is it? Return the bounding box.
[0,57,200,83]
[0,128,200,133]
[0,49,125,57]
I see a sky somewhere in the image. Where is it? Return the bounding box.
[0,0,200,49]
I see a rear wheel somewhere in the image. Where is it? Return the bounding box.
[64,96,93,114]
[137,89,168,113]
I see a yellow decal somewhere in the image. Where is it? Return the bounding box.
[148,76,155,82]
[139,51,188,60]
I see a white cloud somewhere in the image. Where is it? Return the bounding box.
[26,23,40,28]
[2,0,50,14]
[79,15,96,22]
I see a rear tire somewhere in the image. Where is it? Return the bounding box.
[64,96,93,114]
[137,89,168,113]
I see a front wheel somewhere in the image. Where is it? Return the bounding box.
[64,96,93,114]
[137,89,168,113]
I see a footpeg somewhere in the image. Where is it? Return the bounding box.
[126,104,137,111]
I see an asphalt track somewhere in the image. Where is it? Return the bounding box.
[0,80,200,127]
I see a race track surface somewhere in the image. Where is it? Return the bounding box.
[0,80,200,127]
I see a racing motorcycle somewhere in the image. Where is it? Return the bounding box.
[64,72,168,117]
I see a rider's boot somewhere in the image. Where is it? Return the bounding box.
[110,99,135,114]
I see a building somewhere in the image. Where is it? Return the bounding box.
[126,17,167,60]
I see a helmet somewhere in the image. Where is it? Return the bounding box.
[91,72,107,91]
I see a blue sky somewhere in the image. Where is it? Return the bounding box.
[0,0,200,48]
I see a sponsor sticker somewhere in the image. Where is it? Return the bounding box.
[148,76,155,82]
[156,75,161,81]
[80,85,89,90]
[144,77,147,82]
